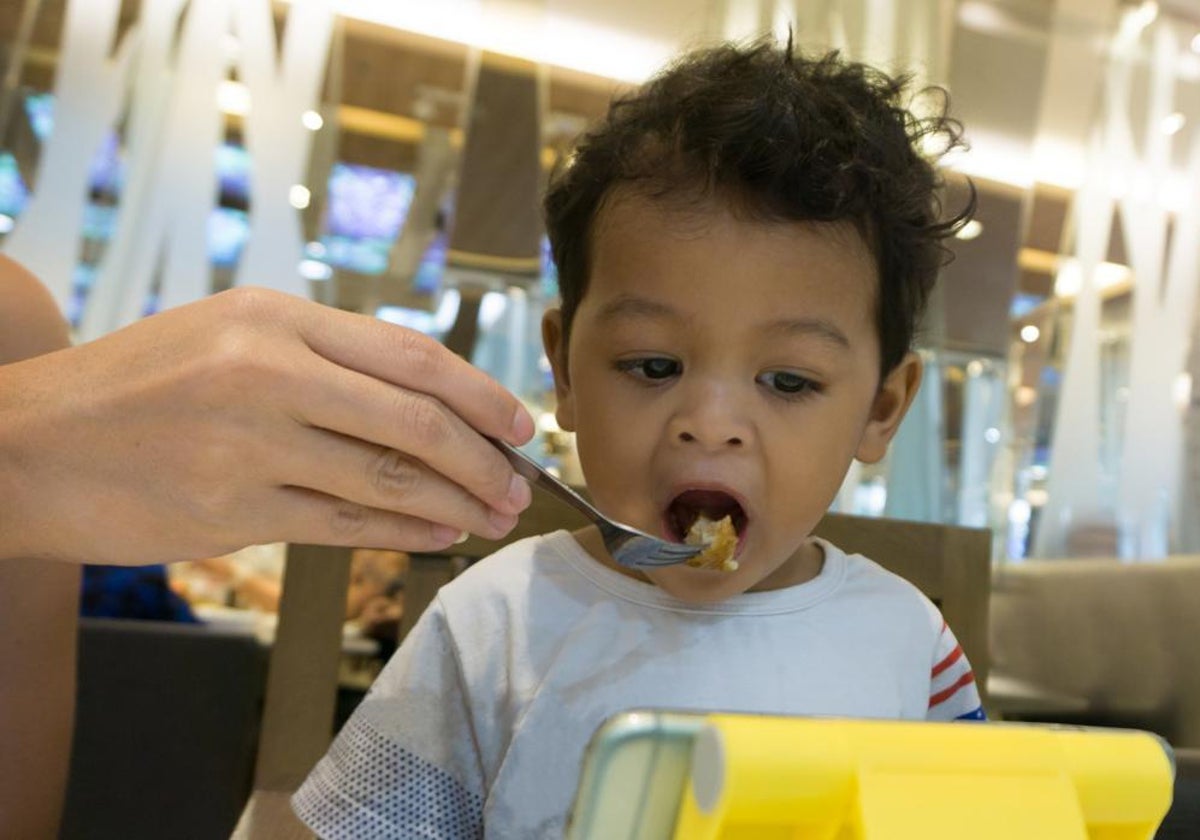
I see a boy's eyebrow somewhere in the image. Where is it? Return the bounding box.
[594,295,681,324]
[765,317,852,349]
[594,295,852,349]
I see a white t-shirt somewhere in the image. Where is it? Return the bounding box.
[294,531,983,839]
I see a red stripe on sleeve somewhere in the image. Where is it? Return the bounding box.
[931,644,964,678]
[929,670,976,708]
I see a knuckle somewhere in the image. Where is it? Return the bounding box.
[208,333,260,385]
[177,427,276,529]
[372,449,422,499]
[188,475,239,526]
[483,377,517,424]
[213,286,287,323]
[396,393,449,450]
[193,327,268,397]
[482,452,514,498]
[185,441,253,523]
[330,501,371,538]
[198,294,291,392]
[395,328,442,378]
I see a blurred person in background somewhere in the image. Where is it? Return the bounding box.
[179,545,408,637]
[80,563,200,623]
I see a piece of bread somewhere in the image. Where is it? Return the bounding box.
[684,514,739,572]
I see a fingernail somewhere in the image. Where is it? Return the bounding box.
[507,474,531,509]
[489,509,519,534]
[510,406,535,443]
[432,524,468,545]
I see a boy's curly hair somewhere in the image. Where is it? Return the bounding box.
[543,37,973,376]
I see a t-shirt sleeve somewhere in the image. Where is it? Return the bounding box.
[292,599,485,839]
[925,617,987,721]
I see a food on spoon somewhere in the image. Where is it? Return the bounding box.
[684,514,739,572]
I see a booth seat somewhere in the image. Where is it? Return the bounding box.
[990,555,1200,745]
[990,556,1200,838]
[61,618,268,840]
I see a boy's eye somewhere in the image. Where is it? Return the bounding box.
[757,370,820,397]
[616,357,681,380]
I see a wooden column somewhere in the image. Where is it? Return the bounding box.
[252,544,352,793]
[443,50,544,359]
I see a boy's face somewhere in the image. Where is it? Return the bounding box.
[543,190,921,603]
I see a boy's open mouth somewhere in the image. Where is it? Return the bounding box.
[665,489,748,544]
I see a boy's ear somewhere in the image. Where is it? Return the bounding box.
[541,308,577,432]
[855,351,922,464]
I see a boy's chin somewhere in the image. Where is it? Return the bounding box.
[646,565,750,604]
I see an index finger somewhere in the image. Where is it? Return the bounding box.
[296,303,535,445]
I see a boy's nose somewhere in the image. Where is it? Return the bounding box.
[677,429,743,447]
[668,385,750,451]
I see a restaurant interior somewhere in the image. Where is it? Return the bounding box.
[3,0,1200,837]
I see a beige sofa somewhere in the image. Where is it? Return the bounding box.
[989,555,1200,747]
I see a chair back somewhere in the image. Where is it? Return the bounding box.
[232,544,351,840]
[65,618,268,840]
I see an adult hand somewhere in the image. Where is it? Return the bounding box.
[0,286,535,566]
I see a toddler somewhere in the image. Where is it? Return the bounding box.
[295,36,983,839]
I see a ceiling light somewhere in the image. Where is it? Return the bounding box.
[1053,259,1132,297]
[1115,1,1159,50]
[301,109,324,131]
[956,219,983,241]
[1181,54,1200,85]
[1133,1,1159,31]
[1161,112,1186,135]
[277,0,669,84]
[433,288,461,333]
[478,291,509,329]
[288,185,311,209]
[216,80,251,116]
[0,214,13,234]
[298,259,332,281]
[957,1,1009,33]
[1176,372,1194,410]
[1019,324,1040,343]
[1008,498,1032,525]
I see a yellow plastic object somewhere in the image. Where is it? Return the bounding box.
[673,715,1174,840]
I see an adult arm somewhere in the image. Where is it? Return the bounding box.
[0,283,534,566]
[0,255,79,838]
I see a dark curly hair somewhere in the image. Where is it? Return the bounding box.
[543,37,973,376]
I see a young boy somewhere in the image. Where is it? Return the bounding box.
[294,38,983,839]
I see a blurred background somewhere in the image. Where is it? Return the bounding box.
[2,0,1197,565]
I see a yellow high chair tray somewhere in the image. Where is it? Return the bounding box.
[564,710,1175,840]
